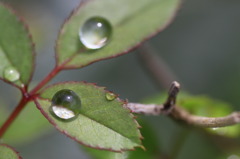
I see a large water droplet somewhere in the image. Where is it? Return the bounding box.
[106,92,117,101]
[50,89,81,120]
[3,66,20,82]
[79,17,112,49]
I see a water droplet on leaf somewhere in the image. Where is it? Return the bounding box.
[3,66,20,82]
[79,17,112,49]
[106,92,117,101]
[51,89,81,120]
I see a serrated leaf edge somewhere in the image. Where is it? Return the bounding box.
[0,144,22,159]
[55,0,182,69]
[34,81,143,152]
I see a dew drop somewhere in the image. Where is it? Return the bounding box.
[50,89,81,120]
[106,92,117,101]
[79,16,112,49]
[3,66,20,82]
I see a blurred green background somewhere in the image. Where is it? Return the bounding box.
[0,0,240,158]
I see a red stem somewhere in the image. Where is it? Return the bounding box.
[0,97,28,138]
[0,65,62,138]
[30,66,62,95]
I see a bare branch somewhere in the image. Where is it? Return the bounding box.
[127,102,240,128]
[127,103,164,115]
[136,44,240,128]
[126,80,240,128]
[170,107,240,128]
[127,81,180,115]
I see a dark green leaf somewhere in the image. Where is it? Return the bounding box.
[56,0,181,69]
[36,82,142,151]
[0,144,21,159]
[0,3,35,87]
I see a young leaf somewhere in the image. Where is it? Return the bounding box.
[1,102,52,145]
[56,0,181,69]
[35,82,142,152]
[144,93,240,138]
[0,3,35,87]
[0,144,22,159]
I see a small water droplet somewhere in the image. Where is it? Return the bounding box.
[50,89,81,120]
[106,92,117,101]
[79,16,112,49]
[3,66,20,82]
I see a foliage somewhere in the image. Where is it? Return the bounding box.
[0,0,239,159]
[0,144,21,159]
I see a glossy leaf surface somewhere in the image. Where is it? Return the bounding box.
[0,3,35,87]
[36,82,142,151]
[56,0,180,69]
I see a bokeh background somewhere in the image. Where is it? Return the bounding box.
[0,0,240,158]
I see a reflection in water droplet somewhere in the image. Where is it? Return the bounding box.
[50,89,81,120]
[228,155,240,159]
[79,17,112,49]
[51,105,75,119]
[3,66,20,82]
[106,92,117,101]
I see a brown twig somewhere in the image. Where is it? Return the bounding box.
[170,107,240,128]
[127,81,180,115]
[126,81,240,128]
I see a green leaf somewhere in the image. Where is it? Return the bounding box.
[0,144,21,159]
[1,102,52,145]
[0,3,35,87]
[56,0,180,69]
[84,119,160,159]
[35,82,142,151]
[144,93,240,138]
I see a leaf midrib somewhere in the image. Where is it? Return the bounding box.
[37,98,140,145]
[59,0,175,67]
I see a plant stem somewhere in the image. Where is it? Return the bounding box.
[127,81,240,128]
[29,65,62,95]
[127,81,180,115]
[0,65,63,138]
[0,97,28,138]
